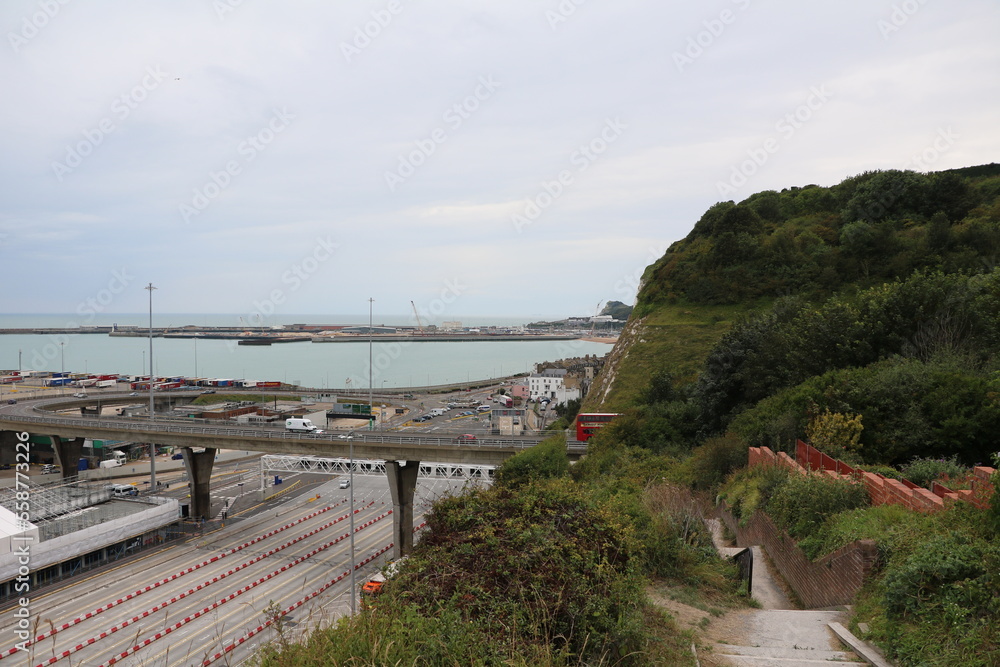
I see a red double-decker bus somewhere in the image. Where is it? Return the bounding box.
[575,413,620,441]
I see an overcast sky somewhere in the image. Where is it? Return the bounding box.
[1,1,998,323]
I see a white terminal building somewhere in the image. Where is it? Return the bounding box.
[0,479,180,598]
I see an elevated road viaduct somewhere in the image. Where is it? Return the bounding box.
[0,393,580,557]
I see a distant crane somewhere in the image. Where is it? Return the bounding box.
[411,301,425,335]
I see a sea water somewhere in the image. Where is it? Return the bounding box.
[0,314,612,389]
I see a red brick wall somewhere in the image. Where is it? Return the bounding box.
[718,505,878,609]
[732,441,996,607]
[748,440,996,514]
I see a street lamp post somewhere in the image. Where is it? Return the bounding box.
[369,298,374,431]
[347,431,356,614]
[146,282,157,492]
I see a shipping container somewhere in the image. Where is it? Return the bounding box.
[156,382,183,391]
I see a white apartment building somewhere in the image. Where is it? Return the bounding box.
[528,369,580,405]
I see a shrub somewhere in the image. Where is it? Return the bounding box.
[684,434,749,490]
[876,532,1000,665]
[990,454,1000,537]
[718,464,790,524]
[899,456,969,490]
[495,434,569,488]
[805,408,863,462]
[389,479,646,662]
[883,533,998,620]
[642,482,715,578]
[765,473,869,542]
[856,463,904,480]
[798,503,928,563]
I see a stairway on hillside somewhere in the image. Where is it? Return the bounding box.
[703,519,867,667]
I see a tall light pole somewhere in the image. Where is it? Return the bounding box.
[146,283,157,492]
[369,298,374,431]
[347,430,356,614]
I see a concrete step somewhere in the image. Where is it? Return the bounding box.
[716,643,863,662]
[716,655,863,666]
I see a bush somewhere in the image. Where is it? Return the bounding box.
[876,533,1000,665]
[495,434,569,488]
[683,434,748,490]
[799,503,929,563]
[805,409,863,462]
[883,533,998,619]
[991,456,1000,537]
[390,479,646,662]
[642,482,715,578]
[718,464,790,524]
[899,456,969,489]
[856,463,904,480]
[765,473,869,542]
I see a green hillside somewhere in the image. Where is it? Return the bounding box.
[588,164,1000,412]
[581,164,1000,666]
[636,164,1000,313]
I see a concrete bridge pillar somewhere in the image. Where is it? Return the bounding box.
[0,431,19,466]
[182,447,217,520]
[51,435,85,479]
[386,460,420,559]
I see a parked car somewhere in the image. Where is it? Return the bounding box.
[171,452,184,460]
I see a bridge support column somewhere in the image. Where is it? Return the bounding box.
[182,447,217,521]
[51,435,85,479]
[0,431,20,466]
[386,460,420,559]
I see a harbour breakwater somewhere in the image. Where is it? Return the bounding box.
[0,327,582,343]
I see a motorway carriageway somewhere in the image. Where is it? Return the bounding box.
[0,475,468,667]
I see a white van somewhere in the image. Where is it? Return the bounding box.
[107,483,137,497]
[285,417,322,433]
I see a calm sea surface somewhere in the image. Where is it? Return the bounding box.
[0,314,612,389]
